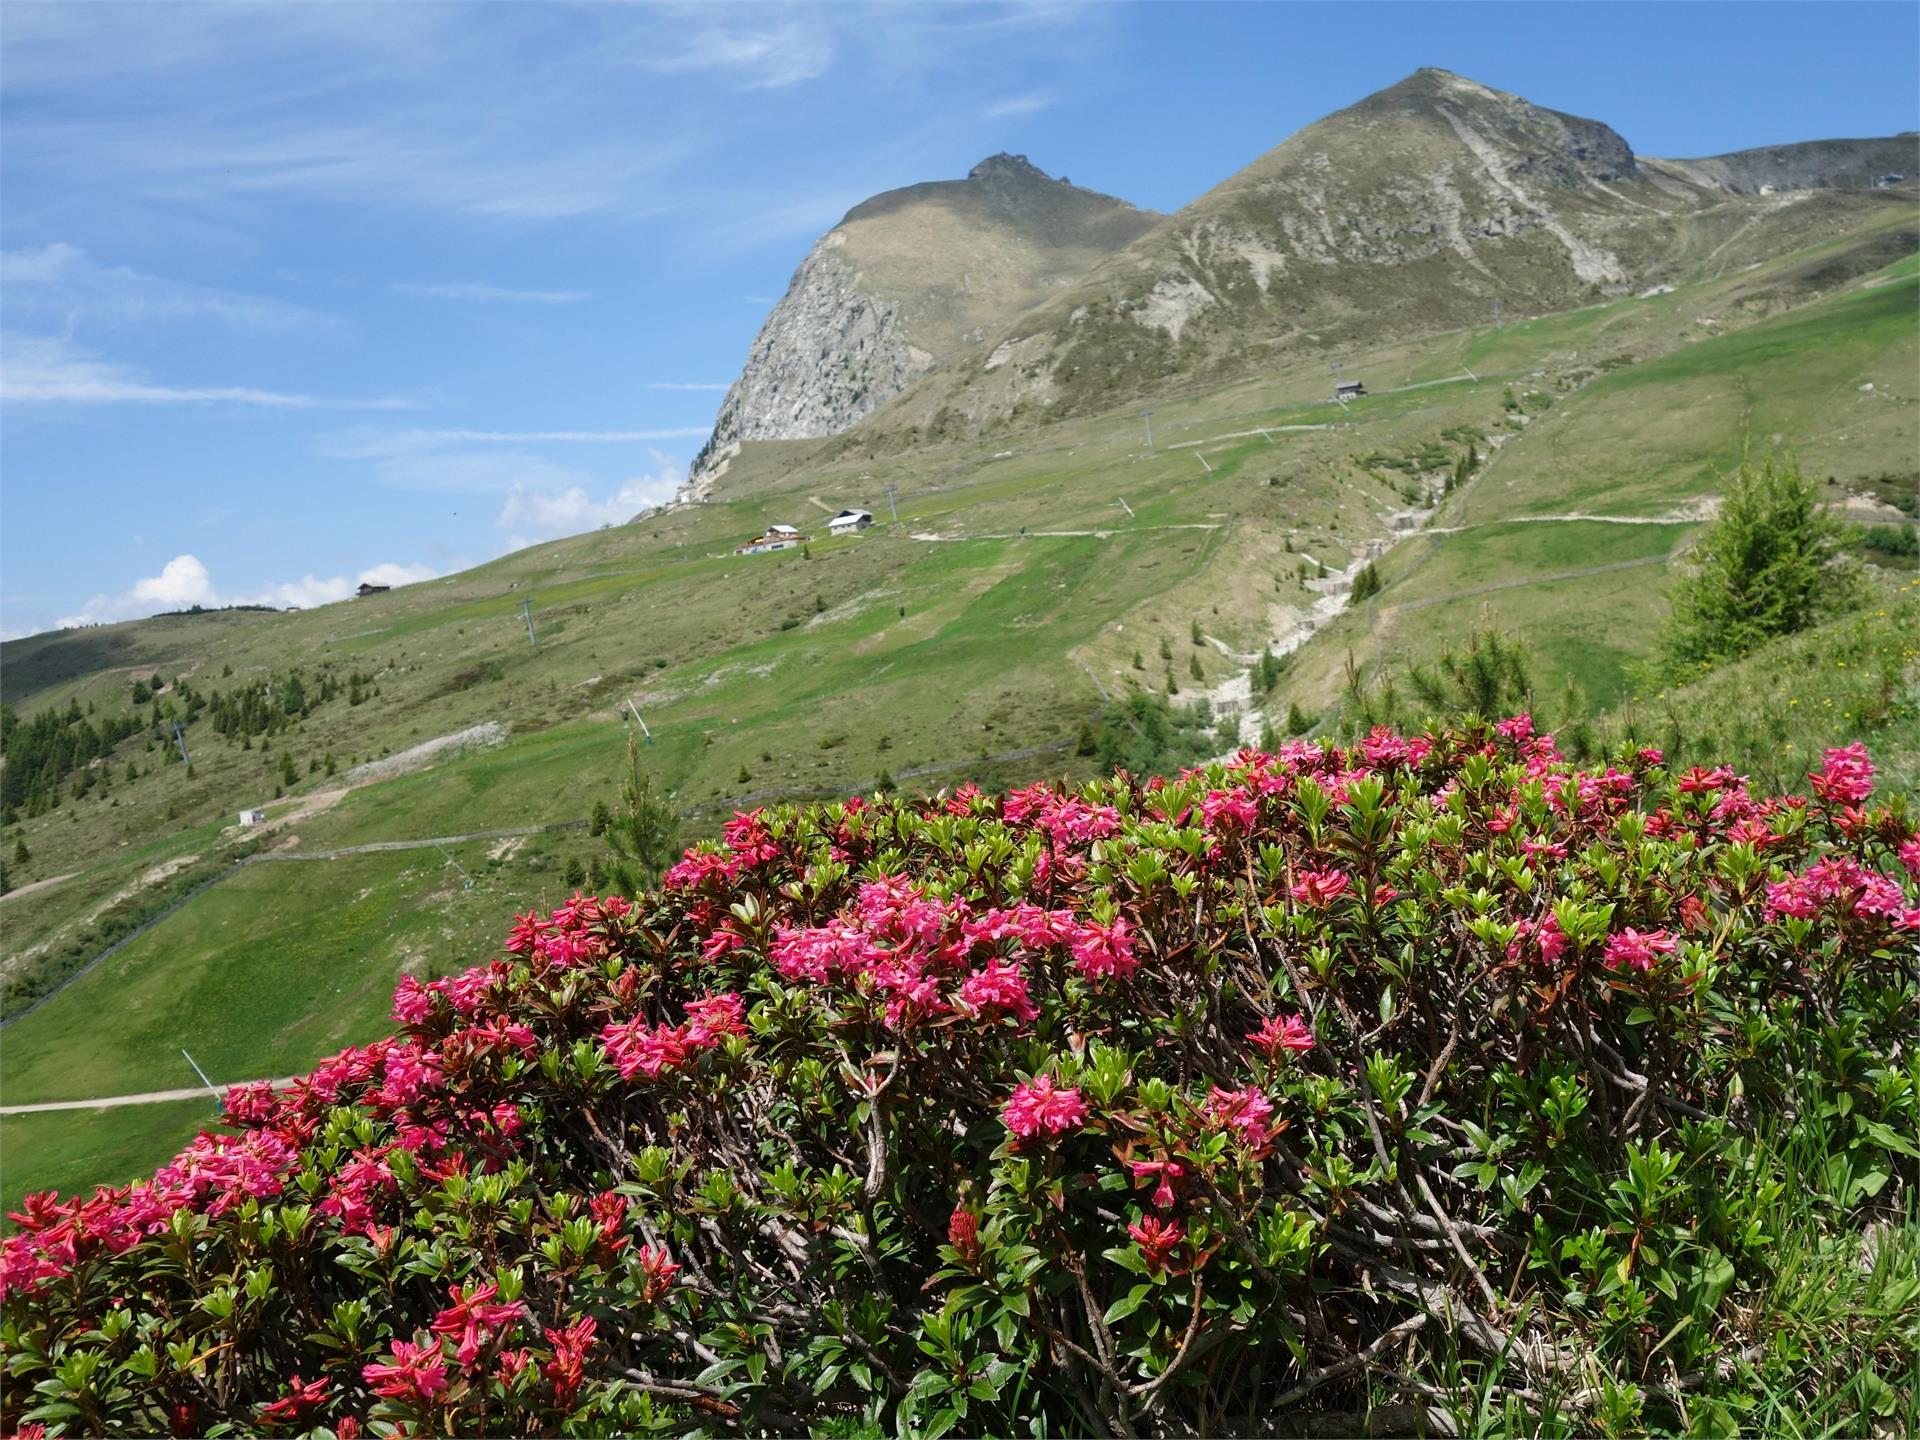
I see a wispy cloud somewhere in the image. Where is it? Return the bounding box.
[700,191,865,253]
[393,281,589,304]
[326,427,709,463]
[0,334,409,409]
[53,553,438,628]
[983,93,1054,120]
[1,243,344,334]
[630,21,836,91]
[645,381,729,392]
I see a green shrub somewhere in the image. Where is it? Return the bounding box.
[4,728,1915,1438]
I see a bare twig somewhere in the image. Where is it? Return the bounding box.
[1269,1313,1430,1409]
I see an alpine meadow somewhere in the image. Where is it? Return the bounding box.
[1,13,1917,1439]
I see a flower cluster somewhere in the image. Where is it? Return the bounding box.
[4,722,1915,1439]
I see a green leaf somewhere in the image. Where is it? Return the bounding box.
[1103,1284,1153,1326]
[1862,1121,1920,1160]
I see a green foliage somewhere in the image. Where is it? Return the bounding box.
[596,737,681,897]
[1858,520,1918,559]
[1342,627,1537,735]
[1252,647,1286,696]
[4,728,1914,1437]
[1347,561,1381,606]
[1656,452,1864,677]
[1602,578,1920,792]
[1087,692,1217,777]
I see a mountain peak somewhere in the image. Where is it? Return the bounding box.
[969,152,1053,183]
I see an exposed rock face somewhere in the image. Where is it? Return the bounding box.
[1646,135,1920,195]
[684,155,1156,495]
[687,236,935,495]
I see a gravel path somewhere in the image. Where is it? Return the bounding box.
[1,1078,297,1116]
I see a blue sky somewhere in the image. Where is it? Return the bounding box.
[3,2,1915,638]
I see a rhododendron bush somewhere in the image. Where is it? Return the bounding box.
[4,727,1916,1436]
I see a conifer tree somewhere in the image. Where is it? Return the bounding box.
[1657,452,1861,676]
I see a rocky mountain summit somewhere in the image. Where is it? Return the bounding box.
[679,70,1915,490]
[684,155,1156,495]
[844,71,1916,445]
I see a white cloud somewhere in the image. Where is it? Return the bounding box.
[0,333,410,409]
[983,93,1054,119]
[645,381,729,392]
[634,21,836,90]
[128,554,220,611]
[54,553,438,628]
[1,243,343,334]
[393,281,589,304]
[499,454,684,547]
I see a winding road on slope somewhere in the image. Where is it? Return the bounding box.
[1,1080,297,1116]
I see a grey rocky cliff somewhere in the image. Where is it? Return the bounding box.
[686,234,934,497]
[680,154,1155,498]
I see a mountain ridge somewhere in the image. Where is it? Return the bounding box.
[781,69,1916,458]
[683,154,1157,496]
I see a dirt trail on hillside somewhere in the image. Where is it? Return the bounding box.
[1,1078,299,1115]
[0,872,78,905]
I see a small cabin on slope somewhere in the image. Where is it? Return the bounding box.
[1334,380,1367,401]
[735,524,808,555]
[238,807,267,826]
[356,582,391,597]
[828,509,874,536]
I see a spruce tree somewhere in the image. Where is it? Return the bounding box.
[1656,452,1862,676]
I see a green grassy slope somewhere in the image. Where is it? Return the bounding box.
[1,194,1913,1207]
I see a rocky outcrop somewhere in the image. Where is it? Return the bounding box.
[1647,135,1919,195]
[683,156,1156,496]
[686,236,935,496]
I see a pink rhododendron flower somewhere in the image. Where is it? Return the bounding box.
[496,1349,532,1382]
[685,992,747,1047]
[1129,1158,1187,1210]
[1002,1076,1088,1139]
[1495,713,1534,744]
[1251,1012,1315,1058]
[1677,765,1741,794]
[259,1374,333,1426]
[1201,787,1259,832]
[600,1018,690,1081]
[1070,916,1138,980]
[1205,1085,1276,1147]
[1602,927,1676,973]
[1291,867,1351,908]
[391,976,434,1026]
[505,911,545,955]
[958,957,1039,1022]
[1810,742,1874,805]
[363,1339,449,1404]
[1128,1215,1185,1274]
[948,1204,982,1263]
[1901,836,1920,880]
[430,1281,525,1368]
[636,1244,681,1304]
[542,1316,596,1408]
[588,1190,629,1256]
